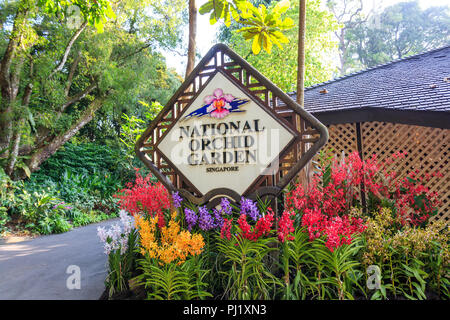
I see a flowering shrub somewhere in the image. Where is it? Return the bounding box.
[300,208,366,251]
[97,210,137,297]
[216,232,279,299]
[240,197,261,221]
[114,170,172,227]
[97,210,133,255]
[184,197,281,242]
[134,211,210,300]
[277,210,295,242]
[236,208,274,241]
[134,211,204,265]
[362,207,449,299]
[286,151,441,251]
[220,218,233,240]
[100,152,447,300]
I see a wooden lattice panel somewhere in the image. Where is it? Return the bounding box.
[307,123,358,170]
[326,123,358,158]
[361,122,449,223]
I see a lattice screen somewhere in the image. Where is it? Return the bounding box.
[316,122,449,224]
[361,122,449,223]
[326,123,358,158]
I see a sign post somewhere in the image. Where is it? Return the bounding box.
[135,44,328,207]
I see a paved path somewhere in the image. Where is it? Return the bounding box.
[0,219,118,300]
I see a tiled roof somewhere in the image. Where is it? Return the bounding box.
[286,45,450,116]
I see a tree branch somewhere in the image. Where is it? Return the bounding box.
[21,57,34,107]
[30,80,97,152]
[49,21,87,78]
[0,6,29,100]
[26,96,106,174]
[60,81,97,113]
[65,50,82,97]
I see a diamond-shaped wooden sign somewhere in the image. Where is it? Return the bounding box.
[135,44,328,206]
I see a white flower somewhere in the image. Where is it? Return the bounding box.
[97,210,136,256]
[104,243,112,255]
[97,226,107,242]
[119,210,133,235]
[120,237,128,255]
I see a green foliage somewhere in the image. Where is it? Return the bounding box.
[0,206,9,234]
[277,228,365,300]
[12,188,72,235]
[37,0,116,32]
[106,228,139,298]
[0,168,14,233]
[138,255,212,300]
[345,1,450,71]
[200,0,294,54]
[311,237,364,300]
[1,143,124,235]
[279,228,317,299]
[216,234,280,299]
[70,210,93,227]
[0,0,185,178]
[119,100,163,164]
[25,144,125,215]
[218,0,338,91]
[27,142,127,212]
[236,0,294,54]
[362,208,449,300]
[200,0,242,26]
[36,143,126,179]
[70,209,117,227]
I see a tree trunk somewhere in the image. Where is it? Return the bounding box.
[296,0,306,108]
[5,60,34,177]
[23,97,105,177]
[0,5,30,152]
[5,124,22,176]
[49,21,87,78]
[297,0,310,188]
[185,0,197,78]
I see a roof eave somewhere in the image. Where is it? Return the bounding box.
[312,108,450,129]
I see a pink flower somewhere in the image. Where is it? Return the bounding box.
[205,88,234,119]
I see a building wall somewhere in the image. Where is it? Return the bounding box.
[323,121,449,223]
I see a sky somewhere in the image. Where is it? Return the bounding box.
[164,0,450,76]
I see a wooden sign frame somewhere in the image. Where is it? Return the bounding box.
[135,44,328,206]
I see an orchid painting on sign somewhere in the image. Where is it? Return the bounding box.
[182,88,249,120]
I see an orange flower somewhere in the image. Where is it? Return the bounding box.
[135,212,205,265]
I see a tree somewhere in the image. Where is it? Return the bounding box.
[217,0,338,92]
[345,1,450,70]
[0,0,187,179]
[204,0,337,189]
[326,0,368,75]
[200,0,295,55]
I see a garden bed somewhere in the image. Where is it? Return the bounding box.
[97,152,449,300]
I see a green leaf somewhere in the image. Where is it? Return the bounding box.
[262,33,272,54]
[274,0,290,14]
[252,33,262,54]
[199,0,214,14]
[412,282,426,300]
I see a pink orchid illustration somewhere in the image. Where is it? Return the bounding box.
[205,88,235,119]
